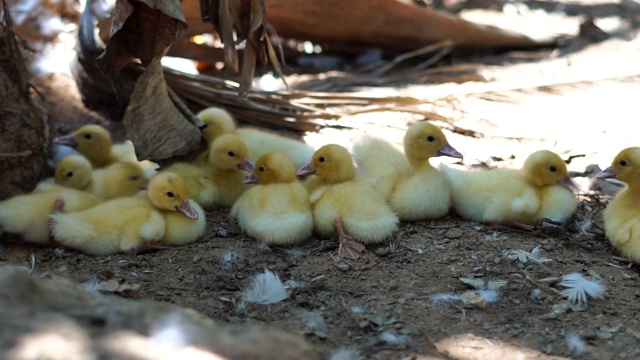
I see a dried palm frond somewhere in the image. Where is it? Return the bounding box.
[199,0,286,95]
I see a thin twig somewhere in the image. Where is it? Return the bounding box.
[0,150,33,158]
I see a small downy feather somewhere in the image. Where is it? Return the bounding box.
[566,333,589,357]
[559,273,605,304]
[242,269,289,305]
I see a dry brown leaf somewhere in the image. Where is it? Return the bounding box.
[99,0,188,74]
[203,0,285,94]
[123,55,201,162]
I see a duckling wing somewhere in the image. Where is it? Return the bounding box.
[353,137,411,200]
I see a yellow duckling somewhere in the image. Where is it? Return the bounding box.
[194,106,315,168]
[39,155,146,200]
[149,173,206,246]
[441,150,578,227]
[35,154,93,192]
[53,124,158,177]
[297,144,399,259]
[596,147,640,263]
[231,152,313,246]
[53,124,128,167]
[0,187,100,244]
[50,173,204,255]
[200,134,254,207]
[162,162,217,208]
[353,122,463,221]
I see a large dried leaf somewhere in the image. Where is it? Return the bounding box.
[123,56,201,161]
[99,0,188,74]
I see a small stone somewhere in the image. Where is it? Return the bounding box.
[193,255,202,263]
[335,262,350,272]
[375,247,392,257]
[445,228,464,239]
[492,257,502,265]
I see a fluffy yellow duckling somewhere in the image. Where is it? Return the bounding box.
[596,147,640,262]
[50,173,204,255]
[200,134,254,207]
[53,124,128,167]
[150,173,206,246]
[441,150,577,226]
[53,124,158,177]
[162,162,217,208]
[194,106,315,168]
[297,144,399,259]
[36,154,93,192]
[38,155,146,200]
[231,152,313,246]
[0,187,100,244]
[353,122,463,221]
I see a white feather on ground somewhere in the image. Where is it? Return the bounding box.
[559,273,605,304]
[241,269,289,305]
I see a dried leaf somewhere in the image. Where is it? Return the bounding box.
[204,0,285,94]
[123,55,201,161]
[100,0,188,74]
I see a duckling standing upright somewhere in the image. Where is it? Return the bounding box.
[441,150,577,227]
[195,106,315,168]
[231,152,313,246]
[596,147,640,263]
[50,172,204,255]
[353,122,463,221]
[297,144,399,259]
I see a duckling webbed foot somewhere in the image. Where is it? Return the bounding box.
[333,218,365,260]
[48,196,66,245]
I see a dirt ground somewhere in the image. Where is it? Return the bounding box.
[3,0,640,359]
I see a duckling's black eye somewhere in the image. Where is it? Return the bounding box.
[619,160,628,167]
[166,191,175,198]
[66,171,73,178]
[129,175,139,181]
[549,165,557,172]
[426,135,435,142]
[318,156,326,163]
[228,151,236,157]
[258,166,265,173]
[84,133,92,140]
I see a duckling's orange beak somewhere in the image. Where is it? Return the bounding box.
[595,166,616,179]
[438,143,463,160]
[296,163,316,177]
[237,158,254,173]
[176,201,199,219]
[53,133,77,148]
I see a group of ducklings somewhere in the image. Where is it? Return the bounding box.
[0,107,638,262]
